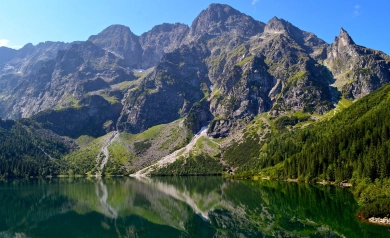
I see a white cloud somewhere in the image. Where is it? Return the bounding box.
[353,5,362,17]
[0,39,9,47]
[0,39,22,49]
[9,45,22,49]
[252,0,259,5]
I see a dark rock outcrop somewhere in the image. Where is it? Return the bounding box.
[32,95,122,138]
[117,45,211,133]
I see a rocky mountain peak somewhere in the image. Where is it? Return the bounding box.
[88,24,136,53]
[17,43,35,57]
[337,27,355,46]
[327,27,358,60]
[183,3,264,43]
[19,43,34,51]
[146,23,189,34]
[202,3,240,20]
[264,17,306,41]
[139,23,189,69]
[90,24,133,38]
[190,3,242,31]
[264,17,288,33]
[88,24,142,68]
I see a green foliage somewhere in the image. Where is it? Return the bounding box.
[289,71,308,83]
[274,114,310,130]
[225,82,390,199]
[280,71,309,95]
[63,94,80,108]
[151,154,223,176]
[0,119,70,177]
[244,116,268,137]
[354,68,374,77]
[212,89,222,100]
[223,134,260,169]
[64,135,106,175]
[354,178,390,218]
[243,83,390,183]
[192,136,221,158]
[338,97,353,109]
[76,135,95,148]
[133,140,152,154]
[236,55,254,67]
[106,135,138,174]
[228,44,248,59]
[100,90,119,104]
[199,82,210,99]
[135,124,164,141]
[184,103,202,133]
[158,127,182,151]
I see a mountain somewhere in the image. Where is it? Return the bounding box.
[323,28,390,99]
[0,3,389,183]
[88,23,190,70]
[139,23,189,69]
[88,25,143,69]
[0,46,17,65]
[0,41,72,76]
[182,3,265,44]
[0,42,73,115]
[1,40,134,119]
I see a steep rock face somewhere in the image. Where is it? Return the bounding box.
[0,42,72,109]
[0,47,17,65]
[89,23,190,70]
[117,45,211,133]
[0,41,72,75]
[139,23,189,69]
[205,16,333,136]
[1,41,134,118]
[324,28,390,99]
[185,11,333,136]
[184,99,213,134]
[88,25,143,69]
[248,18,334,116]
[263,17,328,57]
[32,95,122,138]
[182,3,265,44]
[210,56,274,120]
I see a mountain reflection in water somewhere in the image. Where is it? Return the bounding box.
[0,177,388,237]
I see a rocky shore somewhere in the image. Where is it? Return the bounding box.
[368,217,390,225]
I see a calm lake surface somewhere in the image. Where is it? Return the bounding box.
[0,177,388,238]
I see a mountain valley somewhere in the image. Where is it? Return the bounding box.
[1,5,390,218]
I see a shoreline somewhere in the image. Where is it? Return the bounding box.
[367,217,390,226]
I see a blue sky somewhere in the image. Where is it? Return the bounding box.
[0,0,389,54]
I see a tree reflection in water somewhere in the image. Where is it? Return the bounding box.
[0,177,388,237]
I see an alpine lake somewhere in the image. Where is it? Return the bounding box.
[0,176,388,238]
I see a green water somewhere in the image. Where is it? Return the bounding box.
[0,177,388,238]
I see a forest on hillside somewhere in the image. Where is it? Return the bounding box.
[0,119,70,177]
